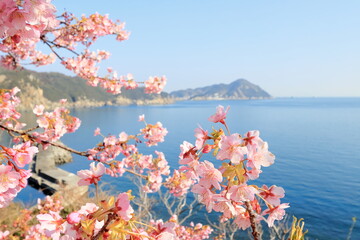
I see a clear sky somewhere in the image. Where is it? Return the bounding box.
[30,0,360,97]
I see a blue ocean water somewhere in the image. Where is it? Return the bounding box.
[16,98,360,239]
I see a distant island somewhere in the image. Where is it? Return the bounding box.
[0,67,271,110]
[170,79,271,100]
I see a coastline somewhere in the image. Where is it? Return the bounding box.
[16,95,274,111]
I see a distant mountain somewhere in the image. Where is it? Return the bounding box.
[0,67,271,110]
[0,67,173,110]
[170,79,271,100]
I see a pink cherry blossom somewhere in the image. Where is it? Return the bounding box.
[37,210,65,239]
[243,130,262,148]
[144,76,167,94]
[30,51,56,66]
[77,162,106,186]
[263,203,290,227]
[11,141,38,167]
[0,188,17,208]
[165,170,194,197]
[194,126,209,149]
[37,195,63,213]
[228,184,259,202]
[0,164,20,193]
[0,87,21,122]
[234,210,251,230]
[145,171,163,192]
[196,161,223,190]
[248,141,275,169]
[149,219,177,240]
[62,221,78,239]
[138,114,145,122]
[245,166,262,180]
[191,184,217,212]
[154,151,170,174]
[259,185,285,206]
[33,104,45,116]
[208,105,229,124]
[24,224,45,239]
[94,127,101,136]
[121,73,138,89]
[104,135,117,146]
[66,212,81,224]
[212,196,238,219]
[141,122,168,146]
[179,141,198,165]
[118,131,128,142]
[0,230,9,240]
[0,164,31,208]
[33,107,81,143]
[175,221,213,240]
[78,202,99,215]
[217,134,247,164]
[115,192,134,221]
[17,168,31,188]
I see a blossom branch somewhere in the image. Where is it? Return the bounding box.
[40,36,65,62]
[0,124,89,157]
[245,201,261,240]
[45,39,80,56]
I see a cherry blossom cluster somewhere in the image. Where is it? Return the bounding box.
[37,195,64,214]
[0,230,9,240]
[0,0,58,42]
[0,0,167,94]
[53,12,129,49]
[0,86,36,188]
[165,105,289,229]
[0,90,81,208]
[148,216,213,240]
[62,50,110,88]
[144,76,167,94]
[36,202,103,239]
[139,115,168,147]
[0,2,294,239]
[0,164,31,208]
[80,116,169,192]
[0,95,37,207]
[1,141,38,167]
[0,0,58,69]
[5,192,212,239]
[173,220,213,240]
[0,87,21,126]
[32,102,81,143]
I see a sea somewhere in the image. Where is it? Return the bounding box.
[14,98,360,239]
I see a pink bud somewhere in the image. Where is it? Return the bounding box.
[202,145,212,153]
[67,212,81,224]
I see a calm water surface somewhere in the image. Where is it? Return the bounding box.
[16,98,360,239]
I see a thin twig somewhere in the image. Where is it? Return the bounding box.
[125,169,148,180]
[40,36,65,62]
[23,125,40,133]
[245,201,261,240]
[46,39,80,56]
[0,124,89,156]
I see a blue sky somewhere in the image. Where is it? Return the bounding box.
[31,1,360,97]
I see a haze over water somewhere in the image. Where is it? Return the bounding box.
[17,98,360,239]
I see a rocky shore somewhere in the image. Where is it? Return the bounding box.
[15,89,175,111]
